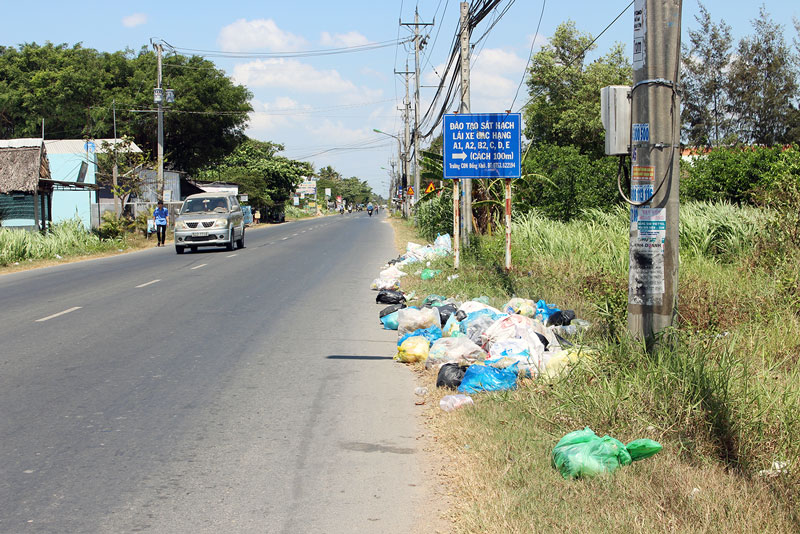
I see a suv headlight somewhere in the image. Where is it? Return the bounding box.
[212,218,228,228]
[176,220,189,230]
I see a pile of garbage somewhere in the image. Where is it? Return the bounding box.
[371,234,662,479]
[370,234,592,397]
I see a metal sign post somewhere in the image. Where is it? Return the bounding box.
[443,112,521,270]
[453,179,460,269]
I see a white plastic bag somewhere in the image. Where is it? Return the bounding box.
[426,337,487,369]
[440,394,474,412]
[397,307,441,336]
[501,297,537,317]
[434,233,452,251]
[379,265,407,279]
[370,278,400,291]
[458,300,502,315]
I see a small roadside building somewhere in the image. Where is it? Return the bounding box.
[0,139,53,231]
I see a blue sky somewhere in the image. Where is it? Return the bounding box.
[2,1,798,195]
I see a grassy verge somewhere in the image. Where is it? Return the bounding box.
[0,219,153,271]
[389,203,800,532]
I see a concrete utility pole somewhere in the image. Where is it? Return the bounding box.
[459,1,472,246]
[112,99,119,217]
[395,63,414,217]
[402,9,432,207]
[154,43,165,202]
[628,0,682,342]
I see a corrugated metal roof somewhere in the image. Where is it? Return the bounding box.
[0,138,44,148]
[44,139,142,154]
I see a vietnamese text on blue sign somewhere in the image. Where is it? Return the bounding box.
[443,113,521,178]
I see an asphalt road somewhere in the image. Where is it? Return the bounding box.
[0,212,425,533]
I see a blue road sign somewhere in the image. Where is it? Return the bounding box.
[443,113,521,179]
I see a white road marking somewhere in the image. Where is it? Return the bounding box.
[292,233,298,236]
[281,237,288,240]
[135,279,161,288]
[190,263,207,270]
[36,306,82,322]
[226,253,238,258]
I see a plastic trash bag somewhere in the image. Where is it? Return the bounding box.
[486,338,541,378]
[458,300,502,316]
[380,311,400,330]
[371,278,400,291]
[435,304,458,326]
[422,294,447,307]
[535,299,561,323]
[436,362,467,389]
[395,336,429,363]
[397,307,441,336]
[440,394,473,412]
[442,314,461,337]
[542,347,595,378]
[379,303,406,318]
[481,314,547,366]
[398,324,443,347]
[380,265,407,279]
[460,309,507,345]
[427,337,487,369]
[434,233,452,252]
[626,439,663,461]
[377,289,405,304]
[421,268,441,280]
[502,297,537,318]
[458,362,518,393]
[546,310,576,327]
[551,427,662,479]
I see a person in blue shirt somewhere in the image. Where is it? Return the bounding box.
[153,200,169,247]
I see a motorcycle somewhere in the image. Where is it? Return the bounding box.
[367,207,373,217]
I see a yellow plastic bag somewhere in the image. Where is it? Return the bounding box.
[543,347,595,378]
[395,336,430,363]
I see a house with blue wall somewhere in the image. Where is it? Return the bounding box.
[44,140,98,229]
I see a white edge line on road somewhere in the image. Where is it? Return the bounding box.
[226,253,238,258]
[190,263,207,270]
[36,306,82,322]
[281,237,288,240]
[135,279,161,288]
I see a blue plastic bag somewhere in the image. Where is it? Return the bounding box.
[459,309,505,335]
[398,324,443,346]
[457,362,518,393]
[535,299,561,323]
[381,311,400,330]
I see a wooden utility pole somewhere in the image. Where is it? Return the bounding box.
[459,1,472,246]
[628,0,682,342]
[395,62,413,217]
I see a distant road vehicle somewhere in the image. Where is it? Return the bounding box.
[173,193,245,254]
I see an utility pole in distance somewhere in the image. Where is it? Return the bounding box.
[396,63,414,217]
[459,1,472,247]
[628,0,682,343]
[401,9,432,206]
[153,42,165,202]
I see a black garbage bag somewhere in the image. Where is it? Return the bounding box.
[435,304,458,327]
[436,363,468,389]
[379,303,407,318]
[546,310,576,327]
[536,332,549,350]
[455,309,468,322]
[376,289,405,305]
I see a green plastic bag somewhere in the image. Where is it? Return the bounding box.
[421,269,442,280]
[422,294,447,307]
[552,427,662,479]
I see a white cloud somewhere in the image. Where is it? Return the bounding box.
[122,13,147,28]
[232,59,356,93]
[320,31,370,48]
[527,33,549,52]
[246,97,312,135]
[218,19,307,52]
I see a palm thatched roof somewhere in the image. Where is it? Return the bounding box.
[0,142,51,194]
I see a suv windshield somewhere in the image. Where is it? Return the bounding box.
[180,197,229,214]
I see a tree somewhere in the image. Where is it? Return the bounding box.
[196,138,312,211]
[523,21,632,159]
[727,8,798,146]
[681,3,734,147]
[0,43,252,173]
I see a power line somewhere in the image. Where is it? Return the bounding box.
[160,38,410,60]
[508,0,546,111]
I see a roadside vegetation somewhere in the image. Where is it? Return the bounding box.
[0,218,149,268]
[396,8,800,530]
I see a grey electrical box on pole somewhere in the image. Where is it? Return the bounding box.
[627,0,682,343]
[601,85,631,156]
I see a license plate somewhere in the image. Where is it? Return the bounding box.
[192,231,208,237]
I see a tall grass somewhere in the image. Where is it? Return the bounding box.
[0,219,124,266]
